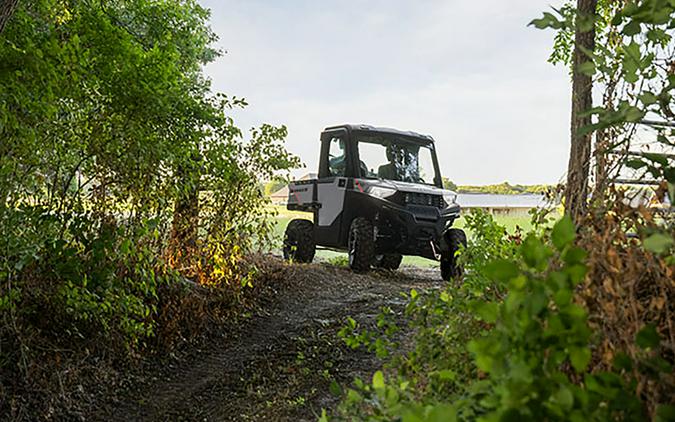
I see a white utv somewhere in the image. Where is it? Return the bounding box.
[283,124,466,280]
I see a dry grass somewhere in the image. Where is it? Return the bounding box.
[577,192,674,415]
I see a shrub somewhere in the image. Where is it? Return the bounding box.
[0,1,300,417]
[578,192,675,414]
[334,211,672,421]
[336,210,520,419]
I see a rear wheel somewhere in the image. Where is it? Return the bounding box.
[373,253,403,270]
[441,228,467,281]
[283,219,315,263]
[348,217,375,272]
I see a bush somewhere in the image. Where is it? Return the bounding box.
[578,192,675,414]
[336,210,519,419]
[0,1,300,418]
[333,210,673,421]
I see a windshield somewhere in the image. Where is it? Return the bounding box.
[356,133,438,185]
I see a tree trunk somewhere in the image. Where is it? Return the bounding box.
[564,0,597,223]
[593,129,609,202]
[0,0,19,33]
[170,153,201,272]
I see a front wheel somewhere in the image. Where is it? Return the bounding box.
[348,217,375,272]
[440,228,467,281]
[283,219,315,263]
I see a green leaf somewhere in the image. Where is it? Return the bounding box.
[529,12,565,30]
[636,324,660,349]
[474,301,499,323]
[437,369,456,381]
[485,259,519,283]
[554,289,573,306]
[611,13,623,26]
[646,355,672,374]
[624,106,645,122]
[549,271,567,290]
[639,91,658,105]
[521,235,552,269]
[347,317,356,329]
[562,246,587,265]
[622,20,641,36]
[346,388,362,403]
[622,42,642,84]
[569,347,591,372]
[468,339,493,372]
[578,61,596,76]
[646,28,670,44]
[656,404,675,422]
[120,239,131,255]
[552,215,576,250]
[632,3,671,25]
[578,121,603,136]
[565,264,588,285]
[577,12,595,32]
[329,380,342,396]
[426,404,457,422]
[666,170,675,185]
[642,152,669,166]
[613,352,633,371]
[643,233,674,254]
[625,158,647,169]
[528,288,548,316]
[402,411,423,422]
[372,370,385,390]
[552,385,574,409]
[440,291,450,302]
[509,275,527,290]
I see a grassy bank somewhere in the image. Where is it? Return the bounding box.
[269,205,537,268]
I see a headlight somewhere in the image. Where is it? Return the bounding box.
[367,186,396,199]
[443,193,458,205]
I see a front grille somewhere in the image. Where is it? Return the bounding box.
[404,192,444,208]
[407,205,439,221]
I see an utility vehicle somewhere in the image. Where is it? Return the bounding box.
[283,124,466,280]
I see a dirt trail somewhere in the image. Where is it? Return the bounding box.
[103,260,441,421]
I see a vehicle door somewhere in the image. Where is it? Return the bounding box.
[314,129,350,247]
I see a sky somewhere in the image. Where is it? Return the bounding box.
[199,0,571,185]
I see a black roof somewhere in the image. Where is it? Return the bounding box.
[323,124,434,141]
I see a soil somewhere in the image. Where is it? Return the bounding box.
[96,258,443,421]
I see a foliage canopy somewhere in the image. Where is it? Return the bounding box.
[0,1,299,409]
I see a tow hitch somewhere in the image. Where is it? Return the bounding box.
[430,240,442,261]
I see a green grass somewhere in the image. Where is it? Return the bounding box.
[269,205,534,268]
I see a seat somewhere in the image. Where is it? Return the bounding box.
[377,163,397,180]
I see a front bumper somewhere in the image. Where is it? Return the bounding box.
[374,202,460,260]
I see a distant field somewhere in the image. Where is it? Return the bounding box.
[269,205,536,268]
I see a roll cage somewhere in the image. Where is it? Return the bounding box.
[318,124,443,188]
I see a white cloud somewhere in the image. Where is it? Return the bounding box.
[200,0,571,184]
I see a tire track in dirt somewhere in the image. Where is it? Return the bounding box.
[105,261,442,421]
